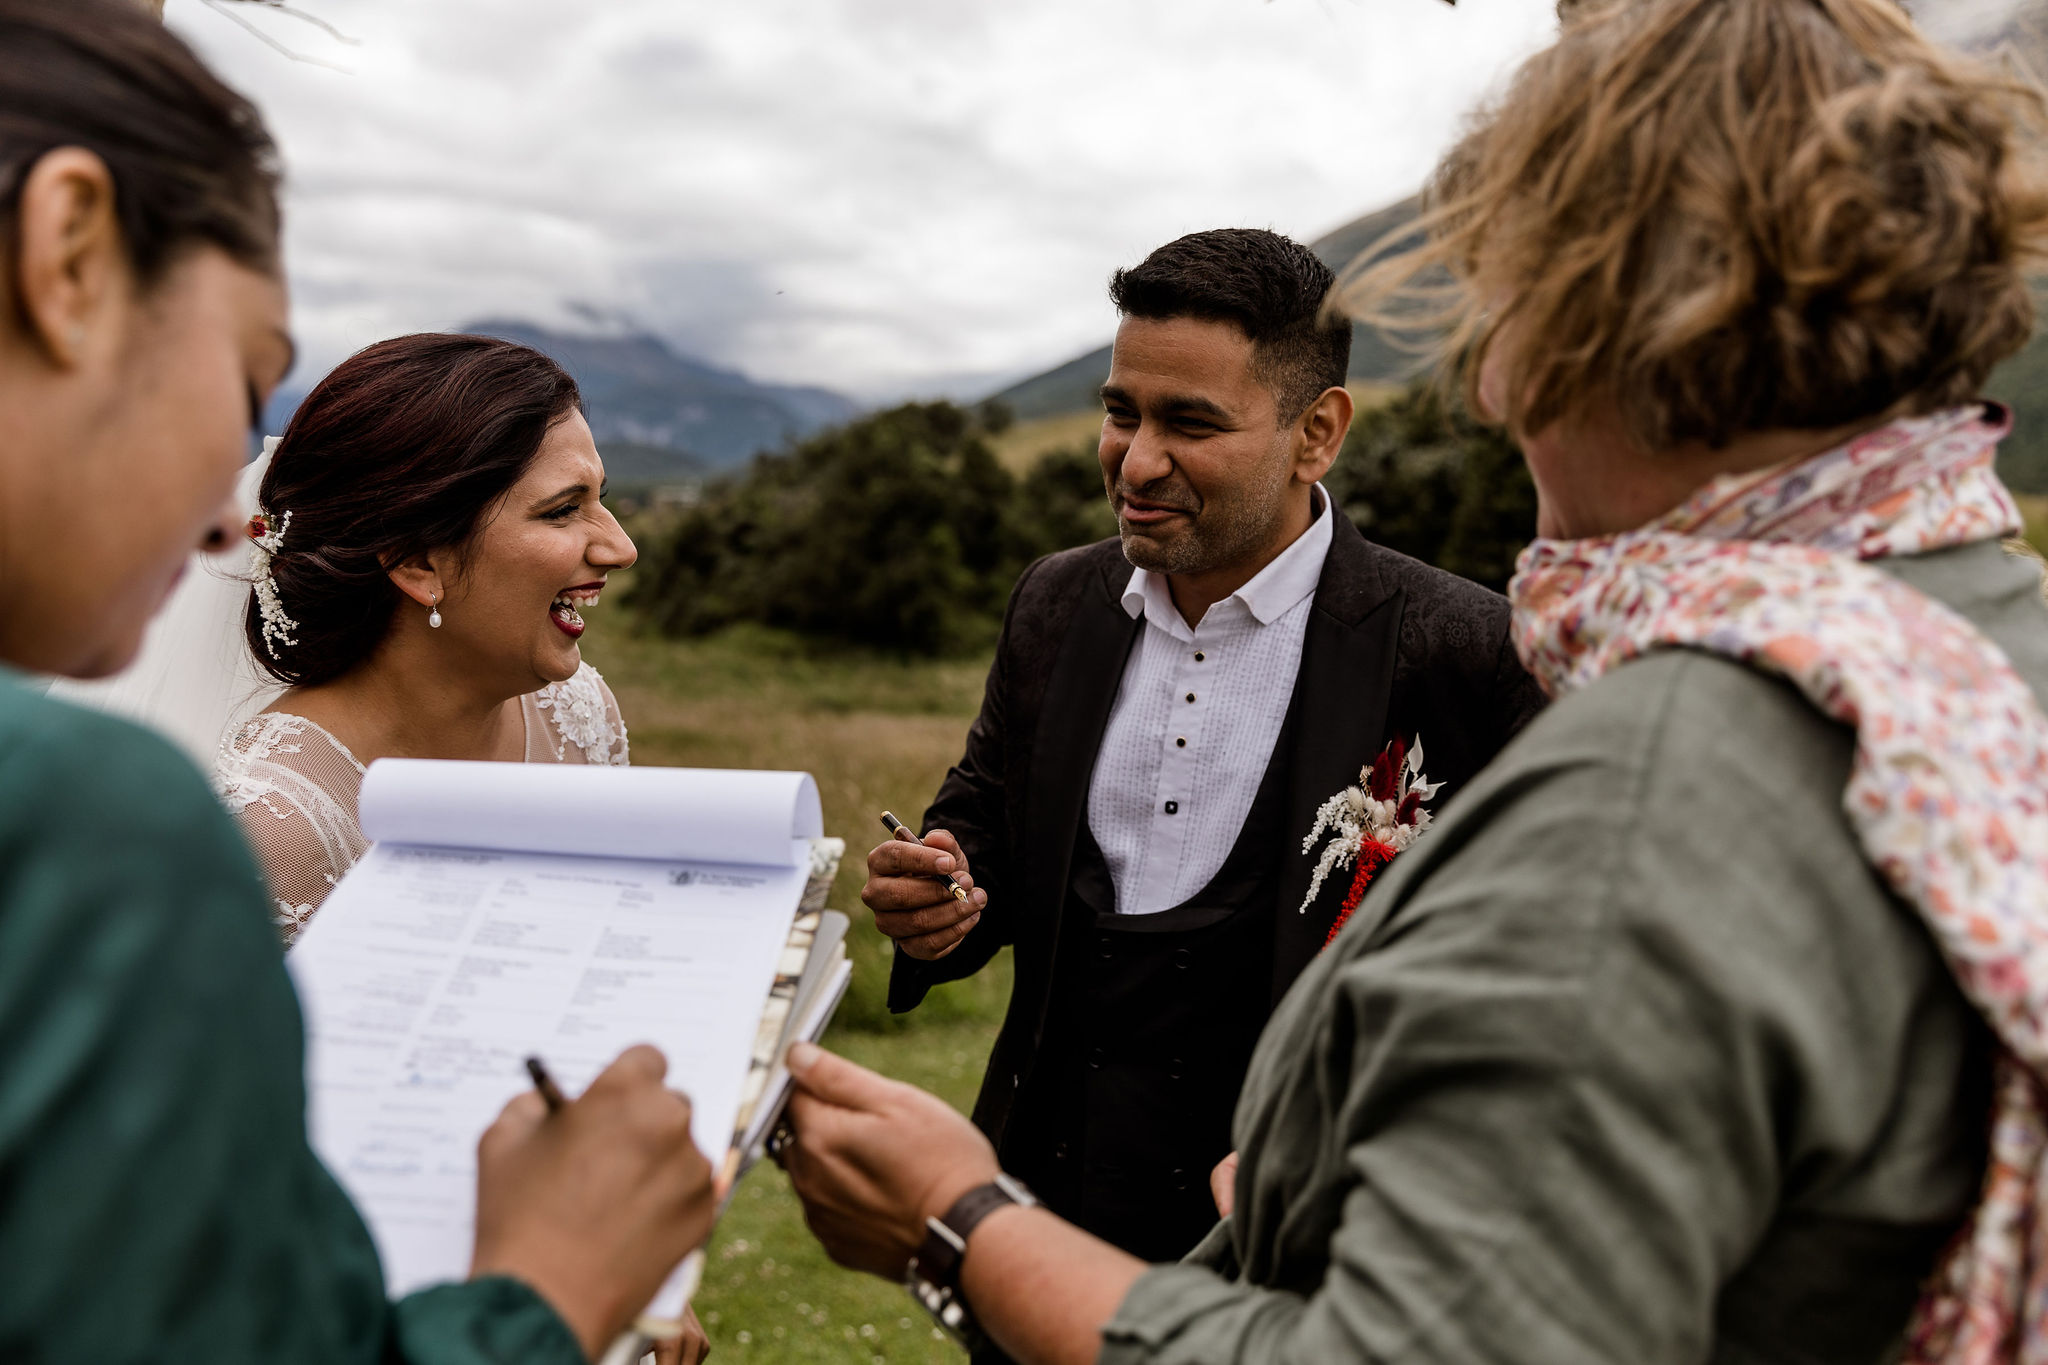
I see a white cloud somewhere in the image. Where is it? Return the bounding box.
[169,0,1558,400]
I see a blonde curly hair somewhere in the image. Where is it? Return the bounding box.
[1341,0,2048,451]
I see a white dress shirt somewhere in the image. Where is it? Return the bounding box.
[1086,490,1334,914]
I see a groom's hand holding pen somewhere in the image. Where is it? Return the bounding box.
[863,811,987,961]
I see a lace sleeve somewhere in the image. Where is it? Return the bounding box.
[212,715,369,946]
[532,663,630,766]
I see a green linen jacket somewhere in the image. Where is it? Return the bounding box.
[1102,539,2048,1365]
[0,680,583,1364]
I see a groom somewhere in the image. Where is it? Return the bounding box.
[864,228,1545,1263]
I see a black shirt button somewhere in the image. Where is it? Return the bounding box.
[1175,737,1187,748]
[1172,1167,1189,1191]
[1194,651,1206,662]
[1088,1046,1104,1069]
[1054,1142,1071,1161]
[1168,1057,1184,1080]
[1164,800,1178,814]
[1173,947,1194,969]
[1185,692,1196,703]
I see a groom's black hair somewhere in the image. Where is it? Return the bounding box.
[1109,228,1351,423]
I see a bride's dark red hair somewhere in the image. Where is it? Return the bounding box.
[248,333,582,687]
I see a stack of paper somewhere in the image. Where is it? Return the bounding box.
[290,761,846,1321]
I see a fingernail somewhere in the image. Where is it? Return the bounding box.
[936,855,955,872]
[788,1041,821,1073]
[973,889,987,907]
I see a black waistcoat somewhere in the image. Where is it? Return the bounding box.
[1001,711,1297,1263]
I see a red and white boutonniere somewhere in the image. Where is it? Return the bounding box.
[1298,735,1441,946]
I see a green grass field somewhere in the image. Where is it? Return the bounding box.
[578,615,1002,1363]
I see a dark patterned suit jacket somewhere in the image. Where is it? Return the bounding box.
[889,510,1547,1149]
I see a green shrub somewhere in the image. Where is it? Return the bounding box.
[629,403,1016,654]
[1985,334,2048,494]
[1323,380,1536,592]
[628,387,1536,655]
[629,403,1117,655]
[1015,440,1118,554]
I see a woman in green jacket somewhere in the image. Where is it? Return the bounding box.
[0,3,714,1360]
[777,1,2048,1362]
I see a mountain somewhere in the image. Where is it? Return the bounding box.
[466,320,859,477]
[989,343,1114,424]
[260,322,859,485]
[987,197,1424,421]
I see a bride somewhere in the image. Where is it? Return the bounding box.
[211,332,636,942]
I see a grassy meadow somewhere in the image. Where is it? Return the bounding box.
[578,612,1003,1363]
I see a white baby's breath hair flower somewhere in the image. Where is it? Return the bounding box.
[246,456,299,661]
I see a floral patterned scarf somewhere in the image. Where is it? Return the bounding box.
[1509,403,2048,1364]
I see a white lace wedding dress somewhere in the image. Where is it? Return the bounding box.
[214,662,630,945]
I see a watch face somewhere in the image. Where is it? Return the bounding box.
[906,1277,982,1352]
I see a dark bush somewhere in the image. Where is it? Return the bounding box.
[1323,381,1536,592]
[1014,441,1117,558]
[629,387,1535,655]
[628,402,1018,654]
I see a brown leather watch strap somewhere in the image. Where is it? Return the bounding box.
[905,1172,1039,1350]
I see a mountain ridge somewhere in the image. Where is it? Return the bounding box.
[259,321,860,485]
[465,319,858,475]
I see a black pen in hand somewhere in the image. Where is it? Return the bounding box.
[879,811,972,905]
[525,1055,568,1113]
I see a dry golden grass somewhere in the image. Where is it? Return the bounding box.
[1344,380,1402,412]
[988,408,1104,475]
[2019,493,2048,555]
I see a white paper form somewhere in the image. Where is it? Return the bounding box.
[291,763,823,1313]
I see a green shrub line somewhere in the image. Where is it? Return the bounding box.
[626,383,1535,658]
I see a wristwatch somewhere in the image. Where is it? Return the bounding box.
[905,1172,1039,1351]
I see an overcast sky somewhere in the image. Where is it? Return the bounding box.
[167,0,1560,402]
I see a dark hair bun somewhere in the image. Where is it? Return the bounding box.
[247,333,581,687]
[0,0,280,282]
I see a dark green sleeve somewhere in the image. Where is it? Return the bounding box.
[0,692,583,1365]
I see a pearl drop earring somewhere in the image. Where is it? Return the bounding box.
[428,593,443,629]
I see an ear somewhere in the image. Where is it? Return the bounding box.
[385,552,446,610]
[12,148,129,369]
[1292,385,1355,484]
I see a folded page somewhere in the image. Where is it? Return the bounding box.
[358,761,822,867]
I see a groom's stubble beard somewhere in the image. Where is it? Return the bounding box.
[1114,463,1294,580]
